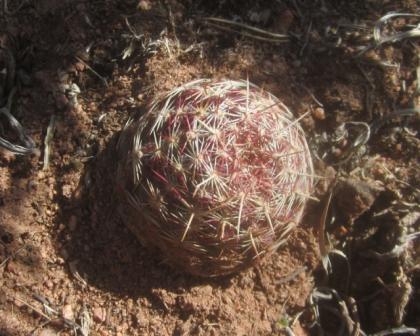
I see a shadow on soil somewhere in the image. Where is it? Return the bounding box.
[59,133,234,305]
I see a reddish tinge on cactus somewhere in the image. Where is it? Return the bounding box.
[117,79,314,277]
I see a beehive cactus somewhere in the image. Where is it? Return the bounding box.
[117,79,314,276]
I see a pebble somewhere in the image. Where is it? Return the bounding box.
[200,284,213,296]
[332,147,342,157]
[6,262,19,275]
[137,0,151,11]
[62,184,73,198]
[62,304,74,320]
[27,180,38,191]
[14,297,25,308]
[313,107,326,120]
[44,280,54,289]
[93,306,107,323]
[75,62,86,72]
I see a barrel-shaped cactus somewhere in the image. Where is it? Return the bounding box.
[117,79,313,276]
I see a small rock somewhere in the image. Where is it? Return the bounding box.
[313,107,326,120]
[133,310,142,326]
[62,184,73,198]
[62,304,74,320]
[0,148,16,162]
[55,257,65,265]
[174,318,192,335]
[176,296,195,314]
[334,177,383,223]
[6,261,19,275]
[137,0,151,11]
[44,279,54,289]
[27,180,38,191]
[332,147,342,157]
[14,297,25,308]
[75,62,85,72]
[200,284,213,296]
[93,306,107,323]
[126,298,134,311]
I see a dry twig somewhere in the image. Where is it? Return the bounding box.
[202,17,289,43]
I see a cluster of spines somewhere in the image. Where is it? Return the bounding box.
[119,79,314,274]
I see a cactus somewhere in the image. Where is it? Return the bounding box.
[117,79,314,277]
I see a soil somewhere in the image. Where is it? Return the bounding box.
[0,0,419,335]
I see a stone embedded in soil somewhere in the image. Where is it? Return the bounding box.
[55,257,65,265]
[75,62,85,72]
[27,180,38,191]
[334,177,384,223]
[176,296,195,314]
[62,184,73,198]
[137,0,151,11]
[174,318,192,335]
[93,306,107,323]
[313,106,326,120]
[13,297,25,308]
[62,304,74,320]
[44,279,54,289]
[5,261,19,275]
